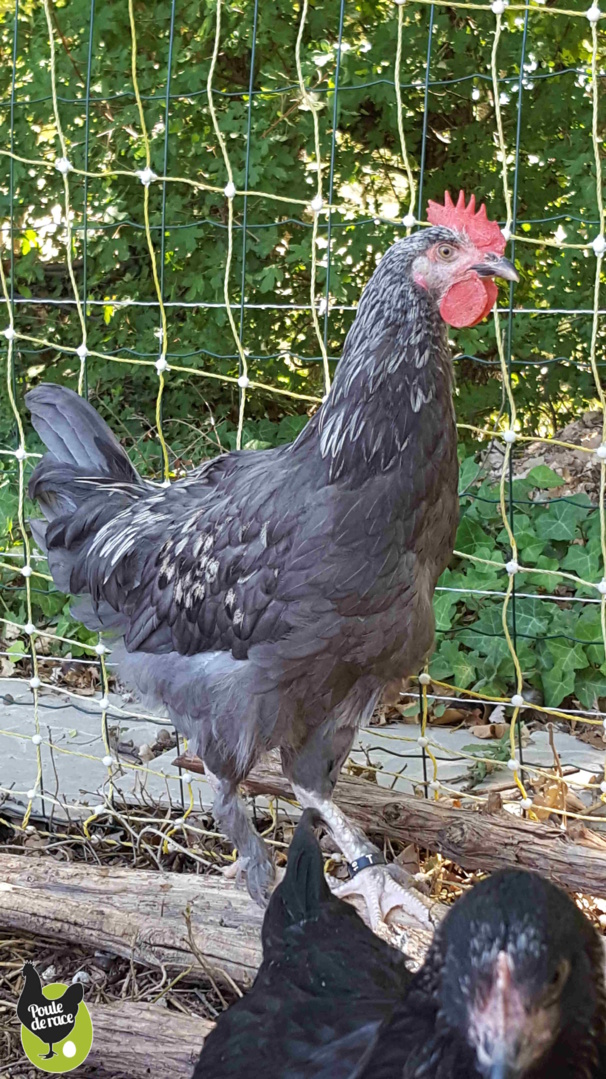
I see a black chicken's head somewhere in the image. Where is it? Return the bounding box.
[369,192,518,332]
[435,869,605,1078]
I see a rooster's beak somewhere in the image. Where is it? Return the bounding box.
[473,255,519,282]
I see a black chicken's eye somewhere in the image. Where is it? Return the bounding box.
[543,959,571,1004]
[438,244,455,260]
[550,960,569,987]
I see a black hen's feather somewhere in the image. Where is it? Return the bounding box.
[194,811,410,1078]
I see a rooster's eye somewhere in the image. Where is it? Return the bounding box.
[438,244,455,260]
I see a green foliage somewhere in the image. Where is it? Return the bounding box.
[430,459,606,710]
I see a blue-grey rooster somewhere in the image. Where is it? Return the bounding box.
[27,192,517,932]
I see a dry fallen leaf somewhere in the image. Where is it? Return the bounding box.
[469,722,507,740]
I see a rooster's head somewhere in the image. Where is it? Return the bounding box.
[411,191,518,328]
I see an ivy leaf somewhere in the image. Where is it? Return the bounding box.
[455,515,490,554]
[536,502,588,542]
[458,456,480,493]
[434,591,457,631]
[542,662,576,707]
[574,667,606,710]
[514,598,550,638]
[545,639,588,672]
[526,465,564,489]
[562,542,601,582]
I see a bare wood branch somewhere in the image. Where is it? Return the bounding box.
[87,1001,212,1079]
[0,856,263,986]
[244,755,606,898]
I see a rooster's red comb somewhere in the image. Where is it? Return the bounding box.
[426,190,506,254]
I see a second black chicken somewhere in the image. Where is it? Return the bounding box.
[196,813,606,1079]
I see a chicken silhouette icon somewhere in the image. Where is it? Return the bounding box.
[17,963,84,1061]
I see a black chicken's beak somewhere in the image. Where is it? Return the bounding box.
[473,255,519,282]
[489,1064,516,1079]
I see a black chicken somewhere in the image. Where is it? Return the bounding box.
[17,963,84,1059]
[195,809,410,1078]
[356,869,606,1079]
[26,191,517,930]
[196,814,606,1079]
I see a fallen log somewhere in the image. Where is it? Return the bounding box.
[0,856,263,986]
[87,1001,212,1079]
[243,755,606,899]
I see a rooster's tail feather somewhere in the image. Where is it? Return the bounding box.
[26,384,147,614]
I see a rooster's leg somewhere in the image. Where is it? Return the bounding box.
[40,1048,57,1059]
[283,725,433,936]
[292,787,433,936]
[205,768,275,906]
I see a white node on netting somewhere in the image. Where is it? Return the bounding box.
[94,642,107,656]
[174,816,185,826]
[102,755,114,768]
[98,696,110,710]
[23,622,37,635]
[505,559,519,575]
[510,693,525,708]
[429,780,440,792]
[471,88,481,102]
[310,194,324,214]
[237,374,250,389]
[418,672,431,685]
[603,718,606,731]
[136,167,157,186]
[596,444,606,460]
[155,357,169,374]
[417,736,429,748]
[491,0,507,13]
[161,478,171,488]
[29,676,41,689]
[27,788,37,799]
[402,213,416,228]
[503,428,517,443]
[54,157,73,175]
[600,781,606,794]
[507,758,520,772]
[592,234,606,256]
[3,325,16,340]
[501,225,512,242]
[224,181,236,199]
[586,4,602,22]
[394,0,407,6]
[31,734,42,746]
[76,343,89,360]
[25,825,36,833]
[14,446,27,460]
[181,771,193,785]
[20,565,32,578]
[92,804,106,816]
[520,797,533,810]
[597,579,606,595]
